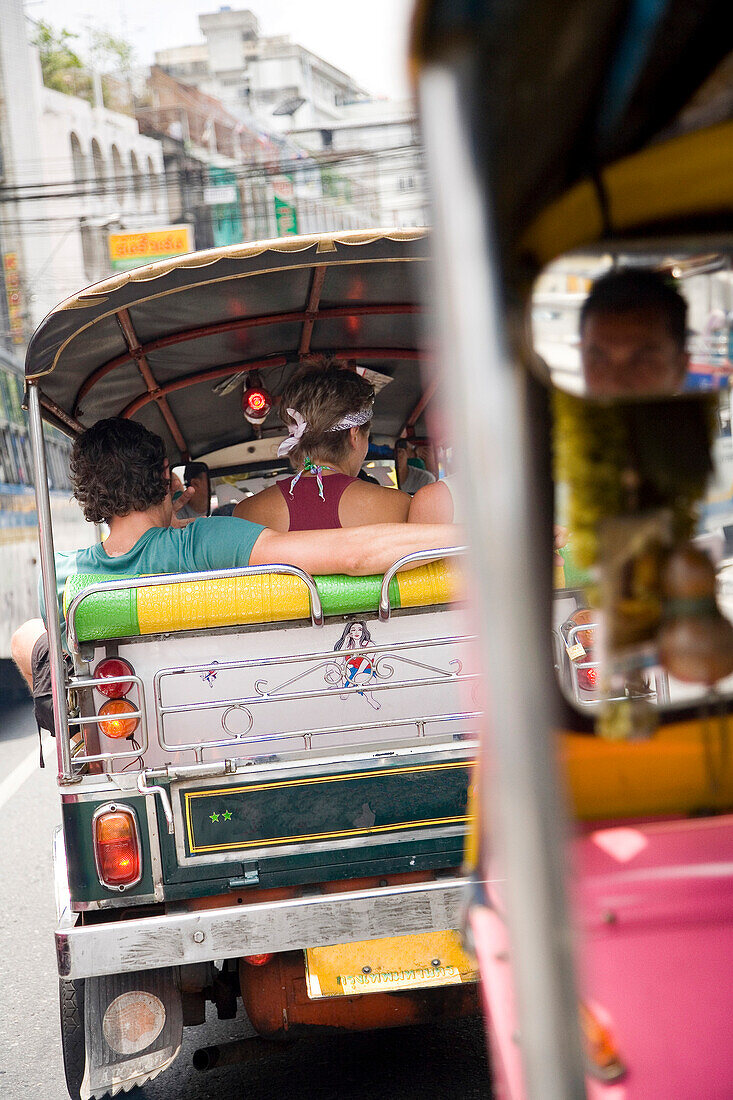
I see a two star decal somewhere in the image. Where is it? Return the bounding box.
[209,810,233,823]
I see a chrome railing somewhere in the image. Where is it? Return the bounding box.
[379,546,467,620]
[153,633,477,763]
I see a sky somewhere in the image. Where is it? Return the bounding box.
[26,0,416,100]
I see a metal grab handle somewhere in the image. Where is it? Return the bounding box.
[137,772,175,835]
[379,546,467,621]
[66,562,324,652]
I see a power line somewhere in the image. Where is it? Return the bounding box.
[0,142,424,205]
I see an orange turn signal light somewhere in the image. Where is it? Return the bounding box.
[94,807,141,888]
[580,1002,626,1081]
[98,698,139,740]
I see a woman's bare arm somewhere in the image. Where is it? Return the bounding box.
[249,522,462,576]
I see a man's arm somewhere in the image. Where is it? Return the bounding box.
[249,523,462,576]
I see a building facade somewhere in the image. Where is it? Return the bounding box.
[156,8,367,131]
[0,0,170,341]
[36,87,168,317]
[141,61,376,242]
[153,7,425,234]
[290,98,428,229]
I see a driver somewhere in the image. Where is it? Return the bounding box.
[580,267,689,397]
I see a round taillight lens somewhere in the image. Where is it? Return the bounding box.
[98,698,139,740]
[94,657,134,698]
[577,663,598,692]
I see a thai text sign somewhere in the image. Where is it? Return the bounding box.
[108,225,194,272]
[3,253,24,343]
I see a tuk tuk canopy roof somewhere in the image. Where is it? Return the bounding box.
[25,229,430,464]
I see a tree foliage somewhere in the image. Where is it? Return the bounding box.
[33,21,84,93]
[87,29,134,74]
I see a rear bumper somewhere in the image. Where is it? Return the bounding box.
[56,876,470,980]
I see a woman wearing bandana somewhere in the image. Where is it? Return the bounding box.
[234,365,410,530]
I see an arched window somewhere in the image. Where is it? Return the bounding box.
[111,144,125,203]
[69,132,87,190]
[130,150,143,204]
[147,156,158,213]
[91,138,107,198]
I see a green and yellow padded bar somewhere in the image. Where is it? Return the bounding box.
[64,559,461,644]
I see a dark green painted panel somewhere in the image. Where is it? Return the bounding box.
[161,842,465,901]
[182,760,470,856]
[62,796,154,905]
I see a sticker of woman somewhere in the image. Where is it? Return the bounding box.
[332,620,381,710]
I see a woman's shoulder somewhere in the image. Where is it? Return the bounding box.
[339,479,410,525]
[408,479,456,523]
[233,484,289,529]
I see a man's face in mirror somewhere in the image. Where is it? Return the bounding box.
[188,473,209,510]
[580,308,689,397]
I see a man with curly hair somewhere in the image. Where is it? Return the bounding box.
[12,418,458,734]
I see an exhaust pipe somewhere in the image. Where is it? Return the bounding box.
[193,1037,292,1072]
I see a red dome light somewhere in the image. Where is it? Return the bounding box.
[242,383,272,424]
[247,390,268,412]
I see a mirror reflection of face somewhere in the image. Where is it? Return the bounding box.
[580,310,689,397]
[187,473,211,514]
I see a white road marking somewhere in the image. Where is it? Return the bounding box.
[0,737,54,810]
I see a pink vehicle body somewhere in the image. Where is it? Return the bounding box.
[471,814,733,1099]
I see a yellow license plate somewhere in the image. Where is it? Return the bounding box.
[304,930,478,998]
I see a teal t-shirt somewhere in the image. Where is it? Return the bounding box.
[40,517,265,649]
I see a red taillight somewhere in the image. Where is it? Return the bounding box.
[94,656,134,698]
[98,698,139,739]
[94,807,141,888]
[242,953,273,966]
[577,662,598,691]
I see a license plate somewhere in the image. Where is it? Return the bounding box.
[304,930,478,998]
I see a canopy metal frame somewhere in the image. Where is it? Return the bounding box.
[26,231,433,462]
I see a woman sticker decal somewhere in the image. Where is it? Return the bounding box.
[331,620,381,710]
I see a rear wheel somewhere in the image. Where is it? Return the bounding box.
[59,979,85,1100]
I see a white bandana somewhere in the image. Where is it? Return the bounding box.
[327,406,373,432]
[277,409,308,457]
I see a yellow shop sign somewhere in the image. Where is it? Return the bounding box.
[108,226,194,271]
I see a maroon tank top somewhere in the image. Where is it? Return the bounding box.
[276,473,358,531]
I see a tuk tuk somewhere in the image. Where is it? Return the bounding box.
[25,229,479,1099]
[411,2,733,1098]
